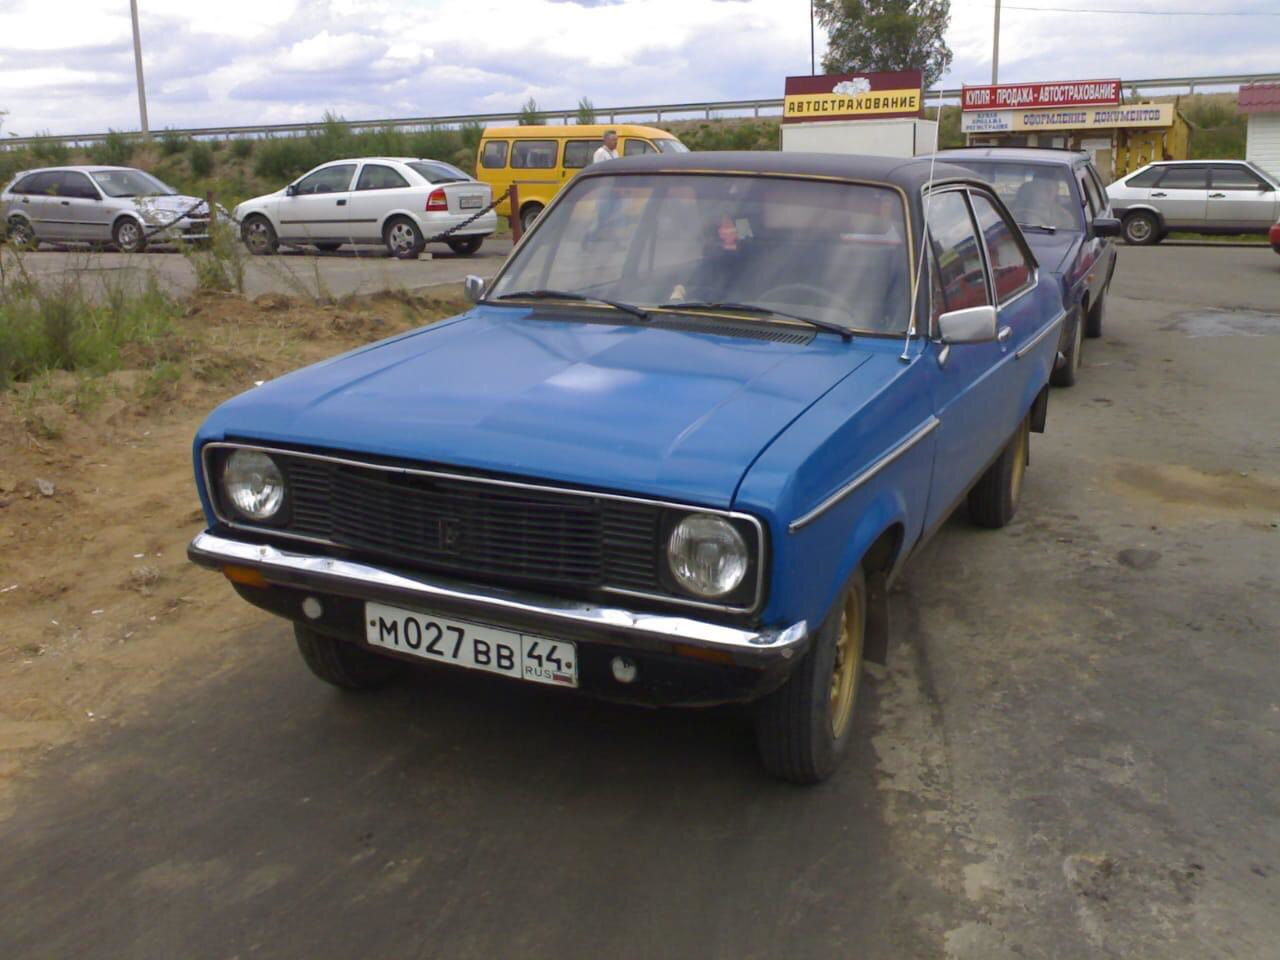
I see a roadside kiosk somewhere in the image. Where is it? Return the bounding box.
[779,70,937,158]
[960,79,1191,182]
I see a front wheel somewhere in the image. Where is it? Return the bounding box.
[294,624,402,690]
[1121,211,1160,246]
[241,215,278,255]
[384,216,424,259]
[967,414,1030,529]
[446,236,483,256]
[112,218,147,254]
[755,567,866,785]
[1050,308,1083,387]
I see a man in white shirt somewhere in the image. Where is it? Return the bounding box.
[592,130,619,164]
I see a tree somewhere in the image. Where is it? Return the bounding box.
[815,0,953,90]
[576,97,596,125]
[518,97,542,126]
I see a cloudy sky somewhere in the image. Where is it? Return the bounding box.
[0,0,1276,136]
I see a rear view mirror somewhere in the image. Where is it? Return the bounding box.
[285,183,298,197]
[463,275,486,304]
[1092,216,1122,238]
[938,305,997,344]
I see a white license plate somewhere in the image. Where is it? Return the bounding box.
[458,195,484,209]
[365,601,577,688]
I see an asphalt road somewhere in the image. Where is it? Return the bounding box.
[3,247,1279,959]
[13,235,515,299]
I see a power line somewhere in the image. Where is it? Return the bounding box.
[999,4,1279,14]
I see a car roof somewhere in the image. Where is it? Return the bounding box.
[937,147,1089,167]
[481,124,674,139]
[9,165,141,176]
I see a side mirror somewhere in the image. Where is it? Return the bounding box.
[463,275,486,304]
[1092,216,1122,238]
[938,305,997,344]
[285,183,298,197]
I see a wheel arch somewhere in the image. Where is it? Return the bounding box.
[1121,204,1166,228]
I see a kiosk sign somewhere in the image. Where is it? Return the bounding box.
[783,70,923,123]
[961,79,1121,111]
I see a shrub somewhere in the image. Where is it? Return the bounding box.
[30,134,70,166]
[409,127,460,161]
[159,129,191,156]
[230,138,254,160]
[253,135,318,183]
[189,140,214,177]
[518,97,542,126]
[87,130,135,167]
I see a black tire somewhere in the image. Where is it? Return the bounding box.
[1050,308,1083,387]
[294,623,401,690]
[314,242,341,252]
[1121,211,1160,246]
[384,216,424,259]
[6,217,36,250]
[446,236,483,256]
[1084,292,1105,339]
[519,203,543,234]
[967,414,1030,529]
[755,567,866,785]
[241,215,278,255]
[112,217,147,254]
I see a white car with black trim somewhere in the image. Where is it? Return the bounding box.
[234,157,497,258]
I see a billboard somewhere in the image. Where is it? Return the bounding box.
[961,103,1174,133]
[783,71,923,123]
[961,79,1122,111]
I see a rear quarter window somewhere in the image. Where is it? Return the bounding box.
[511,140,557,169]
[1124,167,1163,188]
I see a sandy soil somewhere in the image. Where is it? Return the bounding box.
[0,289,466,815]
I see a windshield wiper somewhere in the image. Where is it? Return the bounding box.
[1017,222,1058,234]
[490,289,649,321]
[656,300,852,341]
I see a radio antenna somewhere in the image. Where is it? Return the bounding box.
[901,72,948,363]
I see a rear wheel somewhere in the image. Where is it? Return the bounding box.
[1050,308,1083,387]
[755,567,866,785]
[294,624,402,690]
[6,217,35,250]
[241,215,278,255]
[112,218,146,254]
[384,216,423,259]
[967,414,1030,529]
[1121,211,1160,246]
[446,236,483,256]
[519,203,543,234]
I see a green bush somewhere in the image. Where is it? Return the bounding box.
[87,130,135,167]
[189,141,214,177]
[1183,98,1246,160]
[159,129,191,156]
[0,148,33,185]
[30,135,70,166]
[230,138,254,160]
[253,135,319,183]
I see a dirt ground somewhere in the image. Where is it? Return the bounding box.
[0,290,466,816]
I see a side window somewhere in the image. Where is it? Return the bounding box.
[1210,164,1267,191]
[927,190,990,312]
[295,164,356,195]
[1079,171,1105,218]
[481,141,508,169]
[563,141,595,169]
[970,193,1034,304]
[356,164,409,191]
[1124,167,1163,188]
[11,173,46,195]
[62,171,100,200]
[1086,166,1110,212]
[623,139,656,157]
[510,140,557,169]
[1153,165,1207,190]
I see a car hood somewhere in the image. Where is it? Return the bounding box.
[1021,229,1081,274]
[131,194,207,217]
[196,307,876,508]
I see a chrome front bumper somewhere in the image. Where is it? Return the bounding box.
[188,532,807,663]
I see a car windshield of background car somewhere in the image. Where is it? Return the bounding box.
[957,162,1079,232]
[655,139,691,154]
[90,169,175,198]
[407,161,470,184]
[488,173,911,335]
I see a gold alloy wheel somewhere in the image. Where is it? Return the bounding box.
[1010,419,1029,505]
[829,583,865,739]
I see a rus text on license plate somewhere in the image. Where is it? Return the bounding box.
[365,602,577,687]
[459,195,484,209]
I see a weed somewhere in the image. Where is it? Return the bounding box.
[159,129,191,156]
[181,221,246,294]
[230,138,254,160]
[189,141,215,177]
[87,130,135,167]
[30,134,70,166]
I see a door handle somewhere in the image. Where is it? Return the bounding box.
[60,200,70,206]
[336,199,347,206]
[998,326,1012,344]
[1151,192,1167,197]
[1209,192,1226,198]
[21,197,29,204]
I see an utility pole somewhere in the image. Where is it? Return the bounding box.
[130,0,150,137]
[810,0,816,75]
[991,0,1001,84]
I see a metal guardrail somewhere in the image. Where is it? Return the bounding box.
[4,72,1278,149]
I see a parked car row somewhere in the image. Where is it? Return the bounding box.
[187,148,1112,785]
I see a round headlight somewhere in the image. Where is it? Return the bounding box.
[666,514,749,599]
[222,449,285,521]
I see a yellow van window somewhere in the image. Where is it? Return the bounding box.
[623,140,656,157]
[563,141,595,169]
[511,140,558,169]
[481,141,508,168]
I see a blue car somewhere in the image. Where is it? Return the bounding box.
[188,152,1064,783]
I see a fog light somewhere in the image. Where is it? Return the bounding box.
[611,656,638,684]
[302,597,323,620]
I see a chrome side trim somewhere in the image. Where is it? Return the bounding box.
[788,416,940,534]
[200,442,767,615]
[189,532,805,655]
[1015,311,1066,360]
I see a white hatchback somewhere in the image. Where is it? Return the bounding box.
[234,157,497,257]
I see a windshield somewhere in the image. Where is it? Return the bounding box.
[953,161,1080,231]
[489,173,911,335]
[90,169,176,198]
[655,139,690,154]
[408,160,470,183]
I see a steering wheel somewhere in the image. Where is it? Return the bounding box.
[757,282,843,310]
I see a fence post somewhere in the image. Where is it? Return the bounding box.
[509,183,522,244]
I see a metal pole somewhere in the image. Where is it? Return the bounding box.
[810,0,816,75]
[130,0,150,137]
[991,0,1001,85]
